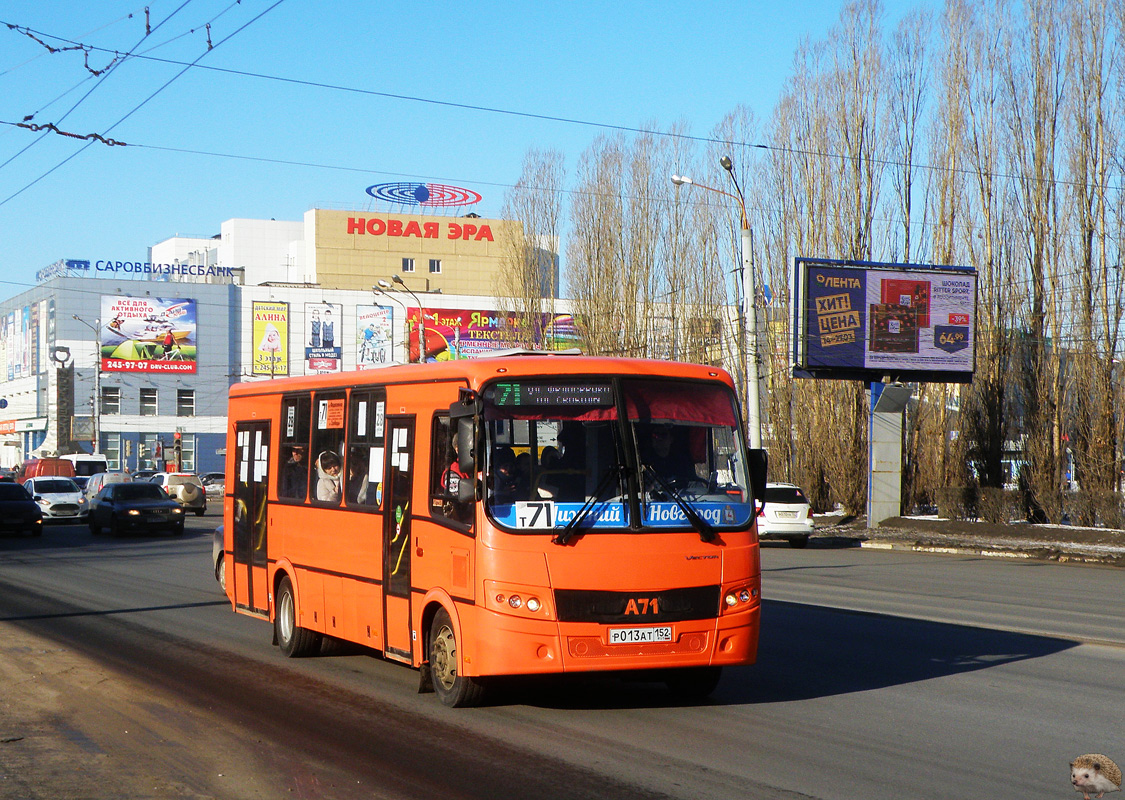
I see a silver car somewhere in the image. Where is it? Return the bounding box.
[149,472,207,516]
[24,476,89,521]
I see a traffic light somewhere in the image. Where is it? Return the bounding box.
[173,431,182,468]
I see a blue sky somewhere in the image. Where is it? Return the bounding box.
[0,0,930,290]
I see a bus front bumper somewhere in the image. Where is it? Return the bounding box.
[462,605,759,678]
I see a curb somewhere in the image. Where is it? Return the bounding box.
[855,538,1123,566]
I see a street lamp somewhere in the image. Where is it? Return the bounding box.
[373,282,410,362]
[388,275,427,364]
[671,158,762,448]
[72,315,101,454]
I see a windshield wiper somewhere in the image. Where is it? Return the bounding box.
[642,466,716,543]
[553,464,628,546]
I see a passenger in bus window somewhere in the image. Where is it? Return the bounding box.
[346,449,370,504]
[542,425,586,500]
[280,445,308,500]
[490,446,518,503]
[315,450,342,503]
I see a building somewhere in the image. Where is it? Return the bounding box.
[0,207,563,472]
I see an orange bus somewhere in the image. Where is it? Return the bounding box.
[220,353,766,706]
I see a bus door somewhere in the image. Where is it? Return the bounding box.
[232,421,270,616]
[382,416,415,662]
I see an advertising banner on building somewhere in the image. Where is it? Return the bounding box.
[355,305,394,369]
[100,296,198,373]
[792,259,976,383]
[6,307,33,380]
[304,302,342,374]
[252,301,289,377]
[405,307,581,361]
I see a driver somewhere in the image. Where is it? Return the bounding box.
[640,424,696,489]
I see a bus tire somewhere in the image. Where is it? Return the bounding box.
[665,666,722,700]
[275,576,321,657]
[428,607,485,708]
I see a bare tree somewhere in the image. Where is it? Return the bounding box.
[1002,0,1067,521]
[497,148,565,348]
[1061,0,1122,510]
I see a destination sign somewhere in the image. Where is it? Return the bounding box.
[492,382,614,407]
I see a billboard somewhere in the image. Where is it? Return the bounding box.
[792,259,976,383]
[304,302,342,374]
[405,307,581,361]
[100,296,197,373]
[355,305,394,369]
[252,301,289,377]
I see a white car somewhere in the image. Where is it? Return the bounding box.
[24,476,90,522]
[757,482,814,548]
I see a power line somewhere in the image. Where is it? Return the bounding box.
[0,1,287,207]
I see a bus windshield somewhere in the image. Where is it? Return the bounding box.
[481,377,754,534]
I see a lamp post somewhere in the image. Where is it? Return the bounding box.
[391,274,426,363]
[672,159,761,448]
[373,282,410,362]
[72,315,101,454]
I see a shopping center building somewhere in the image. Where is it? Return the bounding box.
[0,206,567,473]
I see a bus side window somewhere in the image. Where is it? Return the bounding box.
[345,389,385,509]
[430,415,471,528]
[310,393,346,506]
[278,395,311,502]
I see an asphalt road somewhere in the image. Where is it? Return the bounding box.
[0,518,1121,800]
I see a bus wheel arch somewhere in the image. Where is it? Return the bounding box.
[426,604,486,707]
[274,572,321,657]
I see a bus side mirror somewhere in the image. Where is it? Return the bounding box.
[748,448,768,505]
[456,472,477,503]
[449,390,481,476]
[456,417,476,476]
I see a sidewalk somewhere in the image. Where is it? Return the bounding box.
[809,515,1125,567]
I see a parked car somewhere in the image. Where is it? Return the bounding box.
[132,470,157,481]
[212,524,226,591]
[149,472,207,515]
[84,471,132,503]
[757,482,814,548]
[0,481,43,536]
[24,476,89,522]
[88,482,186,536]
[200,471,225,499]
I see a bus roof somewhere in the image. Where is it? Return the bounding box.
[228,355,736,399]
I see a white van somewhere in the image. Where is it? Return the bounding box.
[61,454,109,478]
[84,471,132,503]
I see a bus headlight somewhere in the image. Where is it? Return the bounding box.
[722,583,759,613]
[486,580,552,620]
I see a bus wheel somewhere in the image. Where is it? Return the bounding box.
[428,608,485,708]
[275,576,321,657]
[665,666,722,700]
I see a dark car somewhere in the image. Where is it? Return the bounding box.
[89,482,186,536]
[0,481,43,536]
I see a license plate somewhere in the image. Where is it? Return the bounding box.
[608,626,673,644]
[775,510,798,519]
[149,515,167,523]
